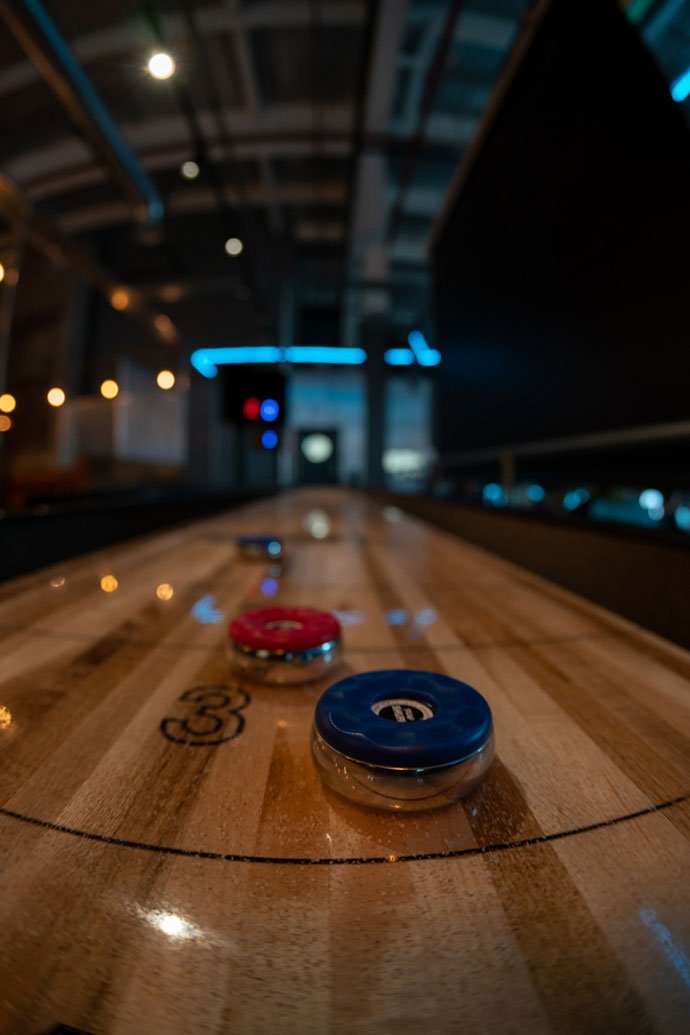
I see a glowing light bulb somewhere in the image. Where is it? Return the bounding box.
[224,237,243,256]
[0,263,5,283]
[0,415,11,432]
[147,52,175,80]
[157,370,175,390]
[100,574,118,593]
[0,393,16,413]
[100,379,119,399]
[301,433,333,464]
[47,387,66,407]
[156,583,174,601]
[181,160,200,180]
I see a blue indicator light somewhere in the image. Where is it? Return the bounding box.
[527,484,545,503]
[261,430,278,449]
[260,398,279,421]
[671,66,690,102]
[384,348,414,366]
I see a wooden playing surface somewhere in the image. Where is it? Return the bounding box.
[0,488,688,1034]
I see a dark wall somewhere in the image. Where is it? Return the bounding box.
[433,0,690,454]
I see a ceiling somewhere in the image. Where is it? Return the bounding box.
[0,0,687,351]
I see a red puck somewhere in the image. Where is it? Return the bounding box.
[228,607,342,684]
[229,606,340,653]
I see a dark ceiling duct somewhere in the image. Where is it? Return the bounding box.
[0,0,164,228]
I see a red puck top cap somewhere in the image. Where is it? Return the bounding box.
[229,606,341,653]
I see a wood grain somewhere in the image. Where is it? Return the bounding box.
[0,487,688,1034]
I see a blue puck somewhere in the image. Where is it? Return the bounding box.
[314,669,493,770]
[237,535,282,558]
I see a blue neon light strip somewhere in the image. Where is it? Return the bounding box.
[286,346,366,365]
[671,65,690,102]
[191,339,439,377]
[417,350,441,367]
[407,330,429,359]
[191,346,367,377]
[384,348,414,366]
[407,330,442,367]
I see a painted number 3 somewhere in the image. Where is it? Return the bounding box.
[160,684,250,746]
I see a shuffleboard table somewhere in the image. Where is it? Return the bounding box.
[0,488,688,1034]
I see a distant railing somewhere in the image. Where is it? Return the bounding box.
[442,418,690,488]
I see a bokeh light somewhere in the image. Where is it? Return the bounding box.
[639,488,664,511]
[147,52,175,80]
[243,397,261,420]
[301,433,333,464]
[181,160,200,180]
[260,398,279,422]
[110,288,130,310]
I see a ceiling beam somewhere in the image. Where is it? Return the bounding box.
[0,0,164,226]
[0,1,366,99]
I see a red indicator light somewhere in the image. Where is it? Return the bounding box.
[243,397,261,420]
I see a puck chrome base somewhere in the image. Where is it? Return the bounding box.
[311,726,494,811]
[312,669,494,811]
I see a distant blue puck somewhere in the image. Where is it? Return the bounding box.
[314,670,493,770]
[237,535,282,558]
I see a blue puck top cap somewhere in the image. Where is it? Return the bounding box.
[315,670,493,770]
